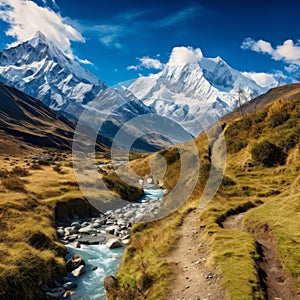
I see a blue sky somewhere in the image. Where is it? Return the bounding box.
[1,0,300,85]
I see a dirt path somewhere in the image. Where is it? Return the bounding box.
[166,209,226,300]
[222,212,247,230]
[222,210,299,300]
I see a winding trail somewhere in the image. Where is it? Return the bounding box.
[166,209,226,300]
[222,209,299,300]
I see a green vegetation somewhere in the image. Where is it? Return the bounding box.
[1,86,300,299]
[251,140,286,167]
[0,153,82,299]
[109,91,300,299]
[107,203,198,300]
[102,172,144,202]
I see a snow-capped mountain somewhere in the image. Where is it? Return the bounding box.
[0,31,106,111]
[128,47,280,136]
[0,33,191,150]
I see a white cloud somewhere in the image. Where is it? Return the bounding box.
[275,39,300,62]
[83,5,202,49]
[127,56,164,71]
[100,34,122,49]
[0,0,84,56]
[168,46,203,67]
[139,57,163,69]
[155,5,202,27]
[127,65,138,71]
[241,38,273,55]
[241,37,300,68]
[284,64,299,73]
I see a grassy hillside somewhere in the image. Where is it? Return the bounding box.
[0,149,146,299]
[108,84,300,299]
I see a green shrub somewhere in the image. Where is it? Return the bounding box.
[251,141,286,167]
[267,99,290,128]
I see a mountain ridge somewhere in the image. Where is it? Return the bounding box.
[0,81,108,154]
[128,46,281,136]
[0,33,192,151]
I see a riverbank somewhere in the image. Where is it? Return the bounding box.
[48,186,164,299]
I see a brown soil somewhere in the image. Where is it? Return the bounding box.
[256,233,300,300]
[166,209,226,300]
[222,212,300,300]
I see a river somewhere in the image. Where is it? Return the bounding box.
[63,187,163,299]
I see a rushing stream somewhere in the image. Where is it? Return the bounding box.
[65,245,123,299]
[63,187,163,300]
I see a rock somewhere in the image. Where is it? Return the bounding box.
[146,177,153,184]
[63,282,78,290]
[105,225,119,234]
[81,222,90,227]
[72,265,85,277]
[77,234,106,245]
[103,275,118,292]
[66,234,78,242]
[92,221,102,228]
[117,219,127,227]
[124,211,135,219]
[163,189,169,195]
[105,210,113,216]
[64,227,78,236]
[121,234,130,240]
[66,254,85,272]
[63,290,74,298]
[57,229,65,237]
[106,238,123,249]
[114,208,122,214]
[122,239,131,245]
[73,241,81,248]
[71,222,81,229]
[105,219,115,226]
[78,226,98,234]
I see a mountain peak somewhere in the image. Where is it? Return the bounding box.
[0,33,105,109]
[33,30,47,42]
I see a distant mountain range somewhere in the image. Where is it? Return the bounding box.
[0,82,107,154]
[0,34,285,146]
[0,32,189,151]
[128,47,281,136]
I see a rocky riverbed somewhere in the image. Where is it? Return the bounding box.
[57,195,163,248]
[44,187,163,299]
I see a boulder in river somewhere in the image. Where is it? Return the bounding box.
[72,265,85,277]
[106,238,123,249]
[63,281,78,290]
[66,254,85,272]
